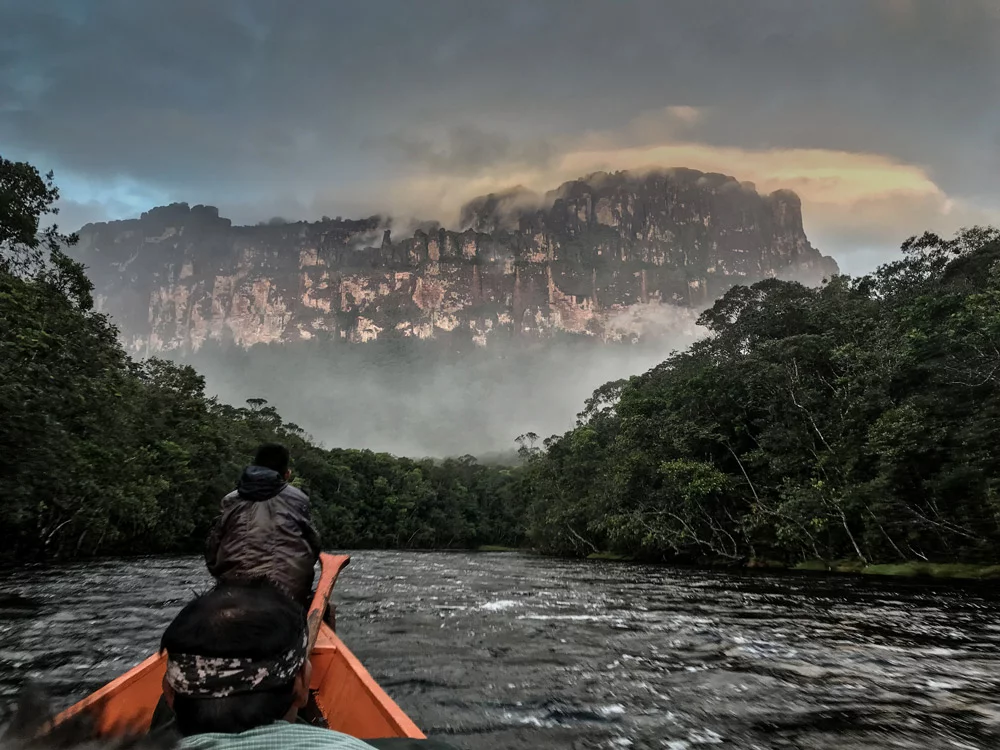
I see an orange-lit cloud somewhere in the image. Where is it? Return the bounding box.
[373,111,999,271]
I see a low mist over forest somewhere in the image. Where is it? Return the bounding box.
[4,155,1000,572]
[179,320,700,458]
[67,167,836,458]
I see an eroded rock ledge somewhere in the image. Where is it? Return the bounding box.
[72,168,839,354]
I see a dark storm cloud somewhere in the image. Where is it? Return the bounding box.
[377,125,556,176]
[0,0,997,264]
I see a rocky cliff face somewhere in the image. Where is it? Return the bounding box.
[72,168,839,355]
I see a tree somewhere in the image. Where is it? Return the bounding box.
[522,226,1000,566]
[0,156,525,562]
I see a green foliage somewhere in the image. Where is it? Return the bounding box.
[0,158,526,563]
[522,226,1000,566]
[8,152,999,570]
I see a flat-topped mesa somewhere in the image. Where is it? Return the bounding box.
[72,169,839,355]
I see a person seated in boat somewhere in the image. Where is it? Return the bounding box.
[205,443,321,604]
[159,579,373,749]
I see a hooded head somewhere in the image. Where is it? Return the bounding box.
[236,444,291,502]
[253,444,290,477]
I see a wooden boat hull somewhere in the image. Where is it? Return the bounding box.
[53,554,423,741]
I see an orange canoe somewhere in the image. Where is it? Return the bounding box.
[53,553,424,741]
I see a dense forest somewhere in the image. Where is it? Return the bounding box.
[4,156,1000,569]
[520,226,1000,566]
[0,157,525,563]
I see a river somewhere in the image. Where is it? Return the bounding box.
[3,551,1000,749]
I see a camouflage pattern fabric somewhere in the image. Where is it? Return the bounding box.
[165,632,307,698]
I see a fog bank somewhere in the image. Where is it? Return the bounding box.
[179,326,701,458]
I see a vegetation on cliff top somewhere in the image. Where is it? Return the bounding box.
[4,156,1000,575]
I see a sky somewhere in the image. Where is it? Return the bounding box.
[2,0,998,276]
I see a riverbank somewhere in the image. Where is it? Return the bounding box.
[10,546,998,582]
[792,560,1000,580]
[545,550,1000,581]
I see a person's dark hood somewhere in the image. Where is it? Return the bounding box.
[236,465,288,502]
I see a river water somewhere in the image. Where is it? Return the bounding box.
[3,551,1000,750]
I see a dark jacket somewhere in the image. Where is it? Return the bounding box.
[205,465,322,602]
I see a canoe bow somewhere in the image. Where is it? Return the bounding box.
[51,553,423,740]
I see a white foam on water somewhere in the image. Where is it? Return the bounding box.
[481,599,520,611]
[597,703,627,718]
[926,678,965,690]
[517,614,616,621]
[688,728,724,745]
